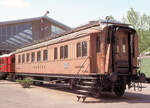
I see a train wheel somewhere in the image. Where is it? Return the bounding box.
[114,85,125,97]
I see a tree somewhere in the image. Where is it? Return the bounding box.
[123,8,150,53]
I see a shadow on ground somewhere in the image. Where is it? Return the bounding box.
[38,83,150,104]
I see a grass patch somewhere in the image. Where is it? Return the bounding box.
[140,57,150,78]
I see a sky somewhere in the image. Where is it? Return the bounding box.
[0,0,150,27]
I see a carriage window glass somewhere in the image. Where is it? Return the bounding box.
[96,36,101,52]
[18,55,21,64]
[115,38,119,53]
[64,45,68,58]
[60,46,64,59]
[82,41,87,56]
[122,37,126,53]
[37,51,41,61]
[43,50,48,61]
[11,57,15,63]
[54,47,57,59]
[77,42,81,57]
[31,52,35,62]
[22,54,25,63]
[26,53,30,62]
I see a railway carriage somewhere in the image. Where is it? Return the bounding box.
[0,19,141,97]
[0,53,15,79]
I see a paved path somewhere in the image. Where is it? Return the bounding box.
[0,80,150,108]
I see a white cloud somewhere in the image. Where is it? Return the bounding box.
[0,0,31,8]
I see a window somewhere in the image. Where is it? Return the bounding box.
[43,50,48,61]
[115,38,119,53]
[64,45,68,58]
[31,52,35,62]
[11,57,15,63]
[54,47,57,59]
[18,55,21,64]
[122,38,126,53]
[26,53,30,62]
[37,51,41,61]
[96,36,101,52]
[60,46,64,59]
[77,41,87,57]
[51,25,65,34]
[77,43,81,57]
[82,41,87,56]
[22,54,25,63]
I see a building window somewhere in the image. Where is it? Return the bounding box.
[64,45,68,58]
[54,47,57,59]
[77,43,81,57]
[96,36,101,52]
[82,41,87,56]
[43,50,48,61]
[26,53,30,62]
[18,55,21,64]
[22,54,25,63]
[31,52,35,62]
[122,38,126,53]
[60,46,64,59]
[51,25,65,34]
[37,51,41,61]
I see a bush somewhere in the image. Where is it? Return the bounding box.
[16,77,33,88]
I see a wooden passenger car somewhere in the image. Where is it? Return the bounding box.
[14,20,139,96]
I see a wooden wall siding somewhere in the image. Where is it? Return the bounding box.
[15,36,91,75]
[90,33,97,73]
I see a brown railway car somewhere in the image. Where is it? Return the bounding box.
[14,20,140,97]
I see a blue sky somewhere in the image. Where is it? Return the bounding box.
[0,0,149,27]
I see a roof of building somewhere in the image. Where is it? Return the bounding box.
[0,16,71,30]
[0,16,72,52]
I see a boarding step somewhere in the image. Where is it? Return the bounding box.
[77,94,87,102]
[76,85,92,89]
[82,81,95,85]
[77,90,89,94]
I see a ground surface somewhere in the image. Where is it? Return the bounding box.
[0,80,150,108]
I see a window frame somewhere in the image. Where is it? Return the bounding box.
[122,37,126,54]
[77,42,81,57]
[37,51,41,62]
[54,47,57,60]
[18,55,21,64]
[43,50,48,61]
[60,46,64,59]
[96,36,101,52]
[26,53,30,62]
[82,41,87,57]
[64,45,68,59]
[31,52,35,62]
[22,54,25,63]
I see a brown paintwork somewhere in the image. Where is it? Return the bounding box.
[15,25,139,76]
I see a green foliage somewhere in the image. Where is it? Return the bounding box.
[140,57,150,78]
[109,16,117,21]
[16,77,33,88]
[123,8,150,53]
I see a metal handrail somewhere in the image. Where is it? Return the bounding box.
[77,56,90,75]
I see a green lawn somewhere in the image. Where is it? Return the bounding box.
[140,57,150,78]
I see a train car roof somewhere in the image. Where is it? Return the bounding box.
[0,53,14,58]
[15,19,131,53]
